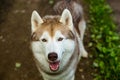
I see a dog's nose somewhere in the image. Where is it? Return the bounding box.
[48,52,58,61]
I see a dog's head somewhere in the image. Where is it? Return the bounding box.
[31,9,76,72]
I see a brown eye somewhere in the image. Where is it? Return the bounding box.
[58,37,63,41]
[41,38,47,42]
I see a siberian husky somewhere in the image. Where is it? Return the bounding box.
[31,0,88,80]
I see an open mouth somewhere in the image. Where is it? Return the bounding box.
[49,61,60,71]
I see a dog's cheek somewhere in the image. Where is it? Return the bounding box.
[31,42,43,54]
[63,39,75,53]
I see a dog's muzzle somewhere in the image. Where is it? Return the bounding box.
[48,52,60,71]
[48,52,58,61]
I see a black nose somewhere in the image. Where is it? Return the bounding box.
[48,52,58,61]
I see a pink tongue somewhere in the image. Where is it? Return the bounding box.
[49,62,59,71]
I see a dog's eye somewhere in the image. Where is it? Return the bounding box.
[58,37,64,41]
[41,38,47,42]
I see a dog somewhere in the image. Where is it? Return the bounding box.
[30,0,88,80]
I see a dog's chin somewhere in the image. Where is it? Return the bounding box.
[49,61,60,71]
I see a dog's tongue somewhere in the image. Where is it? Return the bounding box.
[49,61,59,71]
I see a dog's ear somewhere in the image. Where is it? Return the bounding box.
[31,10,43,32]
[60,9,74,32]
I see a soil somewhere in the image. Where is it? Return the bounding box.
[0,0,95,80]
[107,0,120,33]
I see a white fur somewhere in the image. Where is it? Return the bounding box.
[31,10,43,32]
[40,31,65,61]
[60,9,88,58]
[31,30,76,80]
[60,9,74,33]
[78,19,88,57]
[31,9,88,80]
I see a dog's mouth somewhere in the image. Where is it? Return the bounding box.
[49,61,60,71]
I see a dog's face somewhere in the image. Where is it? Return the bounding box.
[31,9,76,73]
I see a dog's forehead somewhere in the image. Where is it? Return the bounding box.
[32,16,75,40]
[35,16,69,36]
[42,30,63,39]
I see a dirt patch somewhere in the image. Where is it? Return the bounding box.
[107,0,120,33]
[0,0,93,80]
[0,0,15,24]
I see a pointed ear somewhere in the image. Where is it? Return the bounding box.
[60,9,74,31]
[31,10,43,32]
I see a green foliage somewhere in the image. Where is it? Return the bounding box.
[85,0,120,79]
[48,0,54,5]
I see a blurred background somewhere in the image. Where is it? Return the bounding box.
[0,0,120,80]
[0,0,92,80]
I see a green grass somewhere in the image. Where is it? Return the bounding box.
[85,0,120,80]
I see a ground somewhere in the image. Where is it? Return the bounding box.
[0,0,119,80]
[107,0,120,33]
